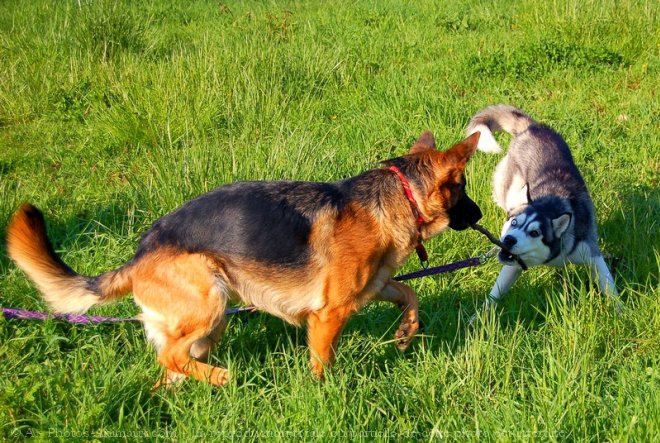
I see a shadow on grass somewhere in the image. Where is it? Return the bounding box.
[597,183,659,288]
[0,231,10,274]
[2,199,142,270]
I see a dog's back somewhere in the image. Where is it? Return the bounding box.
[135,180,348,266]
[467,104,590,203]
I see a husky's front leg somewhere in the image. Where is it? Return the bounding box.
[469,265,522,324]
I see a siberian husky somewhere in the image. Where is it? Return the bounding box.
[466,104,622,319]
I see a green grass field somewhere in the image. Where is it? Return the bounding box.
[1,0,658,440]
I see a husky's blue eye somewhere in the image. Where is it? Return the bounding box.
[529,230,540,238]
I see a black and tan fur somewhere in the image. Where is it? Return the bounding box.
[7,131,482,387]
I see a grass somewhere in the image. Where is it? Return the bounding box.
[1,0,658,440]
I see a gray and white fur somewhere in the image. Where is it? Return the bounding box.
[466,104,621,319]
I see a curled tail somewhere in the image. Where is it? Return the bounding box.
[466,104,535,153]
[6,204,133,314]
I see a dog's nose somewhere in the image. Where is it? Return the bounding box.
[503,235,517,248]
[447,195,482,231]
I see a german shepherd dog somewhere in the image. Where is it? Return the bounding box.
[7,132,482,387]
[466,105,622,318]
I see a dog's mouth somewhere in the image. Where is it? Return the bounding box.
[498,248,518,264]
[497,248,530,269]
[448,195,482,231]
[470,223,529,270]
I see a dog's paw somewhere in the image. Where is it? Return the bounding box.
[467,312,479,327]
[468,298,499,327]
[153,370,186,390]
[608,296,625,316]
[394,317,419,351]
[309,358,327,381]
[207,367,229,386]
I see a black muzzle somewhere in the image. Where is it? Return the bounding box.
[448,194,482,231]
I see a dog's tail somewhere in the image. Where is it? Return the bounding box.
[7,204,134,314]
[466,104,535,153]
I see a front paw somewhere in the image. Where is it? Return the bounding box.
[310,357,327,381]
[394,315,419,351]
[468,298,497,327]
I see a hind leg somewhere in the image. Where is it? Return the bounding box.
[133,252,230,388]
[585,253,623,313]
[147,314,230,389]
[190,317,228,362]
[492,157,511,209]
[158,329,229,387]
[568,245,623,313]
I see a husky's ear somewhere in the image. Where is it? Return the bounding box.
[506,184,530,210]
[408,131,437,154]
[445,132,480,165]
[552,213,572,237]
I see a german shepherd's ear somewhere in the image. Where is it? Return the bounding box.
[408,131,437,154]
[445,132,480,166]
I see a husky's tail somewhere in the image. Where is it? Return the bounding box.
[6,204,134,314]
[466,104,536,153]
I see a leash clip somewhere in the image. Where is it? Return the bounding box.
[478,246,499,264]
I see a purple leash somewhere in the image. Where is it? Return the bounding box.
[1,247,500,325]
[0,257,483,325]
[1,306,255,325]
[393,256,483,282]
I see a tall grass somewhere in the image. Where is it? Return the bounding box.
[1,0,658,440]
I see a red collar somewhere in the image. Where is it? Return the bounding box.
[388,165,428,263]
[388,165,426,228]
